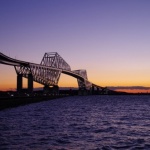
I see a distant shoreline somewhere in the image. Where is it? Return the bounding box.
[1,92,150,111]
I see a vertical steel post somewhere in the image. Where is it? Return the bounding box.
[92,85,95,95]
[28,74,33,93]
[17,74,22,93]
[97,87,99,95]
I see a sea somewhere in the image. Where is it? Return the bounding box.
[0,95,150,150]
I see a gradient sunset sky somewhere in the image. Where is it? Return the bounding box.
[0,0,150,92]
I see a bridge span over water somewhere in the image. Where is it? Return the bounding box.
[0,52,109,95]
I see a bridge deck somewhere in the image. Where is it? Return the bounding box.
[0,52,104,89]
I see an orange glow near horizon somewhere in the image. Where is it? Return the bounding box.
[0,67,79,91]
[1,64,150,93]
[1,73,150,94]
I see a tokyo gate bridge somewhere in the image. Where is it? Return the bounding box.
[0,52,108,95]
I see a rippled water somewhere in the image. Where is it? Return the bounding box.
[0,95,150,149]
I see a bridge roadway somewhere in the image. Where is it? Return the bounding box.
[0,52,105,93]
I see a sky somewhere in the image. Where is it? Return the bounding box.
[0,0,150,92]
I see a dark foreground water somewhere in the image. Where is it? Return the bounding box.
[0,95,150,150]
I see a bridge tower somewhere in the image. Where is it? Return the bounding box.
[72,70,92,95]
[15,66,33,93]
[39,52,71,94]
[14,52,71,94]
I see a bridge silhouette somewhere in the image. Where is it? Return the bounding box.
[0,52,109,95]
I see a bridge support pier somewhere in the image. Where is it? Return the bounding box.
[78,88,88,95]
[102,87,108,94]
[91,86,101,95]
[96,87,100,95]
[28,74,33,93]
[44,85,59,94]
[17,74,33,93]
[17,74,23,93]
[92,85,95,95]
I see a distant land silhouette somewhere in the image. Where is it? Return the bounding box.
[1,86,150,94]
[109,86,150,90]
[33,87,78,91]
[109,86,150,93]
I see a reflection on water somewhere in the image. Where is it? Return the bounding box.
[0,95,150,149]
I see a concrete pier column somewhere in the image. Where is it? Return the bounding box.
[92,85,95,95]
[28,74,33,93]
[17,74,23,93]
[43,85,50,93]
[44,85,59,94]
[78,88,88,95]
[52,85,59,94]
[97,87,99,95]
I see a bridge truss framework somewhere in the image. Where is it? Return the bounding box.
[0,52,108,94]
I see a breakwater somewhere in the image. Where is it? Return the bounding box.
[0,95,68,110]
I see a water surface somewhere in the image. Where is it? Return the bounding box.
[0,95,150,149]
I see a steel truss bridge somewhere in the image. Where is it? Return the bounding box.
[0,52,109,94]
